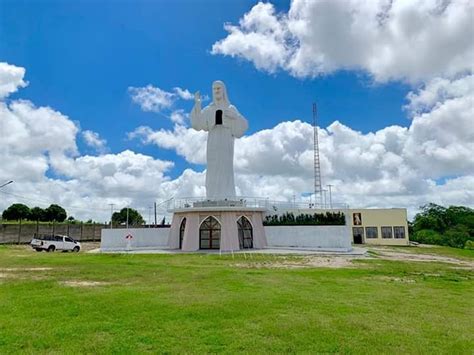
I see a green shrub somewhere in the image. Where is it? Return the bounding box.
[263,212,345,226]
[443,226,471,248]
[411,229,443,245]
[464,240,474,250]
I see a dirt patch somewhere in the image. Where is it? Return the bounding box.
[0,267,53,272]
[0,267,54,280]
[61,280,110,287]
[234,255,359,269]
[370,248,474,269]
[78,242,101,252]
[375,276,417,283]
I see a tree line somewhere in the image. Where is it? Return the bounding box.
[1,203,154,226]
[2,203,69,222]
[111,208,167,226]
[264,211,346,226]
[410,203,474,249]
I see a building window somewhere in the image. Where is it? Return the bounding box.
[199,216,221,250]
[394,226,406,239]
[179,218,186,249]
[237,216,253,249]
[381,226,393,239]
[365,227,378,239]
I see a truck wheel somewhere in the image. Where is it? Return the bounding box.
[47,245,55,253]
[35,248,42,252]
[73,246,80,253]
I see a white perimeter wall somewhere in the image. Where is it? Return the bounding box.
[101,228,169,251]
[101,225,352,251]
[265,225,352,250]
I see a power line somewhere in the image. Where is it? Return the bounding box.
[0,180,13,189]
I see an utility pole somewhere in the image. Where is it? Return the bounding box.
[322,189,327,209]
[148,206,152,228]
[327,184,333,209]
[126,207,129,229]
[108,203,115,229]
[154,202,157,226]
[313,103,323,208]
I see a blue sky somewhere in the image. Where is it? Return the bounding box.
[1,0,411,178]
[0,0,472,220]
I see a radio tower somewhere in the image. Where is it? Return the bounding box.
[313,103,323,207]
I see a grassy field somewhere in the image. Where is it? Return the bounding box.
[0,245,472,354]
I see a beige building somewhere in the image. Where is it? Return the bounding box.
[280,207,410,246]
[348,208,409,246]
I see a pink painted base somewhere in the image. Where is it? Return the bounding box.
[168,209,267,252]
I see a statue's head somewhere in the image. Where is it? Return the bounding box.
[212,80,229,106]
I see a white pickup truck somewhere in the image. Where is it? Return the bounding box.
[30,235,81,252]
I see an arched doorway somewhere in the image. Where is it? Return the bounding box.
[237,216,253,249]
[179,218,186,249]
[199,216,221,249]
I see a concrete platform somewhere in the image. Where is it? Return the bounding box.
[90,246,367,256]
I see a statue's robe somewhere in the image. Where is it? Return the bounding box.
[191,103,248,199]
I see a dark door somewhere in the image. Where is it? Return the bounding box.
[353,227,364,244]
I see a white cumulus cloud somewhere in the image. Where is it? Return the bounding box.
[128,85,175,112]
[129,124,207,165]
[0,62,28,98]
[173,87,194,100]
[82,130,108,153]
[212,0,474,82]
[128,85,195,121]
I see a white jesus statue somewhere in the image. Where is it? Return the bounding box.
[191,80,248,200]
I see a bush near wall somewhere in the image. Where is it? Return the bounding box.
[264,212,346,226]
[465,240,474,250]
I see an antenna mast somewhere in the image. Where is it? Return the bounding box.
[313,103,323,207]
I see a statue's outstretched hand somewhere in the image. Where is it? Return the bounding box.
[193,91,201,114]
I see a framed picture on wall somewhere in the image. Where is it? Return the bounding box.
[353,213,362,225]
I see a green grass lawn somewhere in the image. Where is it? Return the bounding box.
[0,245,472,354]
